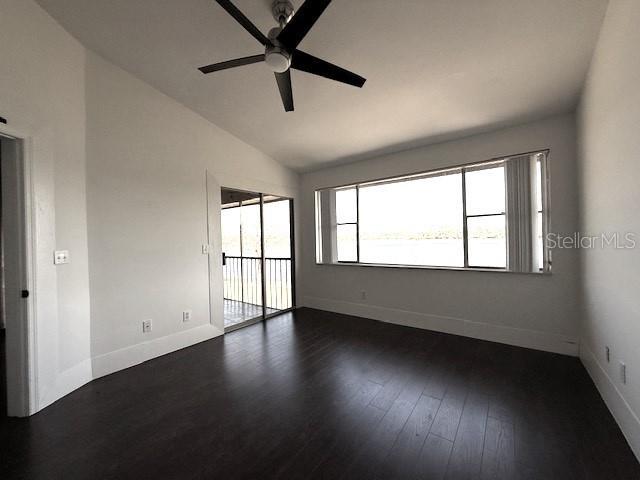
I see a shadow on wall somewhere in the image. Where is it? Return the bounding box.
[307,110,569,172]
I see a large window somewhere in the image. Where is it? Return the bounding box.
[315,151,550,273]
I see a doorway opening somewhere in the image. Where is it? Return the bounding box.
[220,188,294,332]
[1,132,31,418]
[1,135,6,418]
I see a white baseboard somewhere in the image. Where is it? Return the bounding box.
[581,344,640,461]
[91,324,223,380]
[301,296,579,356]
[30,324,223,414]
[37,358,93,413]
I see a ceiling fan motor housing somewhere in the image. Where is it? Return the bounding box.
[265,27,291,73]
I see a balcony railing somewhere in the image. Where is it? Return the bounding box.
[223,255,293,311]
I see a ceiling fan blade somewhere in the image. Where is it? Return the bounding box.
[291,50,366,88]
[275,70,294,112]
[199,54,265,74]
[277,0,332,49]
[215,0,271,46]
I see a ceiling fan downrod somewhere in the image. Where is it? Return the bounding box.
[266,1,295,73]
[272,0,295,27]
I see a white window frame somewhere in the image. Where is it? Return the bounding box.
[315,150,551,274]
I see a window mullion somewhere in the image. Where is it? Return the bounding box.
[462,169,469,268]
[356,185,360,263]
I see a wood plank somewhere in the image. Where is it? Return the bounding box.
[445,393,489,479]
[481,416,516,479]
[340,372,429,478]
[430,386,467,441]
[377,394,442,479]
[417,434,454,480]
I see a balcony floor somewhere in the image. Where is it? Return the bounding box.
[224,299,278,329]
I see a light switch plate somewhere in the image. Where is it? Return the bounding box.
[54,250,70,265]
[142,319,152,333]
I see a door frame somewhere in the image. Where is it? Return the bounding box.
[1,128,37,417]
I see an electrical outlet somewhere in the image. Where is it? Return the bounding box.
[182,310,192,322]
[142,319,152,333]
[606,346,610,363]
[620,361,627,384]
[202,244,210,255]
[54,250,70,265]
[360,290,367,300]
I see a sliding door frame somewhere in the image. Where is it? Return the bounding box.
[221,187,296,330]
[260,193,267,319]
[263,196,296,320]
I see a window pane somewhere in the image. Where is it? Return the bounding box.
[536,211,543,270]
[263,199,291,258]
[240,203,262,257]
[535,159,543,212]
[465,165,505,215]
[359,173,464,267]
[337,224,358,262]
[336,188,357,224]
[467,215,506,268]
[221,208,241,257]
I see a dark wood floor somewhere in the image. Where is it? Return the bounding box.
[2,308,639,479]
[0,329,6,425]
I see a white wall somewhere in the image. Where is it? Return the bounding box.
[578,0,640,460]
[0,0,92,412]
[300,114,581,356]
[85,52,298,377]
[0,0,298,412]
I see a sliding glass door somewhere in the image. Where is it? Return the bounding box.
[220,188,294,331]
[221,190,264,330]
[263,196,294,317]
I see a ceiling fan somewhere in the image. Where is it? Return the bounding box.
[198,0,366,112]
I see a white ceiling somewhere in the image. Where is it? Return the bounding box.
[36,0,607,171]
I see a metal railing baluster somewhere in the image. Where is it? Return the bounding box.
[223,256,292,311]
